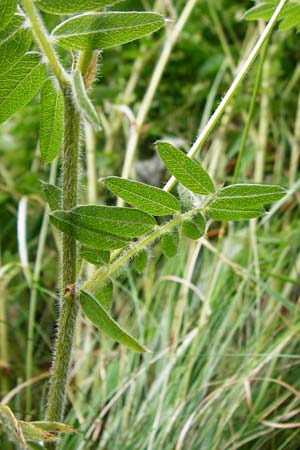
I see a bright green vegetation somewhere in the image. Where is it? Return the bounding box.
[0,0,299,449]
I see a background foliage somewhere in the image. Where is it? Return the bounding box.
[1,0,300,449]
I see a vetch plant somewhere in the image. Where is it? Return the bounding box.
[0,0,290,447]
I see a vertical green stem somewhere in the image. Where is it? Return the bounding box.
[46,90,81,423]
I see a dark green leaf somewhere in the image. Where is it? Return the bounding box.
[157,141,215,195]
[37,0,123,15]
[213,184,286,207]
[70,205,156,237]
[50,210,130,250]
[133,250,147,273]
[80,244,110,266]
[72,69,100,129]
[208,205,265,221]
[40,79,64,164]
[40,182,61,211]
[182,213,206,240]
[0,0,17,32]
[0,52,46,124]
[52,12,164,51]
[103,177,180,216]
[160,228,180,258]
[80,290,149,352]
[0,23,32,74]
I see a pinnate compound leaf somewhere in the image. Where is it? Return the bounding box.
[207,184,286,221]
[182,213,206,240]
[0,52,46,124]
[0,23,32,74]
[157,141,215,195]
[134,250,147,273]
[40,182,61,211]
[0,0,17,32]
[104,177,180,216]
[80,290,149,352]
[160,228,180,258]
[50,210,130,250]
[70,205,156,237]
[80,244,110,266]
[72,69,100,129]
[40,79,64,164]
[37,0,123,14]
[52,12,164,51]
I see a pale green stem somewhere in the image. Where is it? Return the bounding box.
[46,91,80,424]
[21,0,69,88]
[26,160,57,415]
[163,0,289,192]
[289,87,300,186]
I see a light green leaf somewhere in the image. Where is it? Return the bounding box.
[0,23,32,74]
[0,52,46,124]
[37,0,123,15]
[40,182,61,211]
[19,422,58,443]
[72,69,100,129]
[182,213,206,240]
[207,183,286,221]
[133,250,147,273]
[50,210,130,250]
[28,421,75,433]
[69,205,156,237]
[157,141,215,195]
[52,12,164,51]
[103,177,180,216]
[160,228,180,258]
[94,279,113,310]
[80,244,110,266]
[80,290,149,352]
[0,13,25,41]
[40,79,64,164]
[244,4,275,21]
[0,0,17,32]
[212,184,286,208]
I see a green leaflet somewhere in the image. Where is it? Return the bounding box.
[0,24,32,74]
[40,182,61,211]
[37,0,123,14]
[157,141,215,195]
[70,205,156,237]
[80,290,149,352]
[206,183,286,221]
[52,12,164,51]
[245,2,300,32]
[19,422,57,443]
[72,69,100,129]
[50,210,130,250]
[182,213,206,240]
[0,13,25,41]
[212,184,286,208]
[94,279,113,310]
[80,244,110,266]
[0,52,46,125]
[160,228,180,258]
[133,250,148,273]
[0,0,17,32]
[27,422,74,433]
[40,79,64,164]
[104,177,180,216]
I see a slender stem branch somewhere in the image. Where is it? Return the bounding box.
[21,0,69,87]
[82,205,206,295]
[163,0,288,192]
[46,91,80,424]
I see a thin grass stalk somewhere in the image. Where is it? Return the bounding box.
[26,160,58,415]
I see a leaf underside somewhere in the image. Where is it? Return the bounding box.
[0,22,32,74]
[80,290,149,352]
[160,228,180,258]
[52,12,164,51]
[37,0,123,14]
[0,0,18,32]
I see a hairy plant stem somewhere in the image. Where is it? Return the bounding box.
[46,91,80,425]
